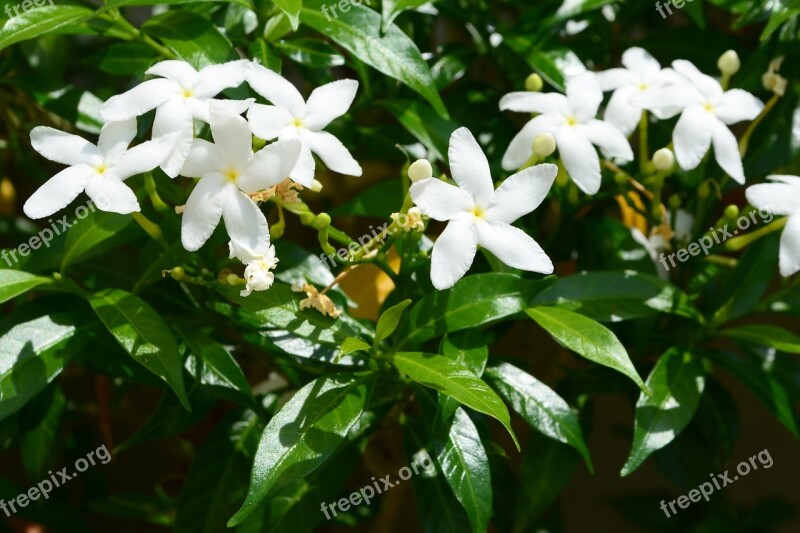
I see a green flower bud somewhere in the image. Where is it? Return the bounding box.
[170,266,185,281]
[525,73,544,92]
[653,148,675,171]
[698,182,711,199]
[668,194,682,210]
[724,204,740,220]
[718,50,740,76]
[614,171,628,186]
[314,213,331,230]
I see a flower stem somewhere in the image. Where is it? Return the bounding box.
[739,94,779,157]
[132,212,168,249]
[638,111,649,173]
[721,216,787,252]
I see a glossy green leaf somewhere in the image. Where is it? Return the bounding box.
[338,336,371,357]
[92,43,157,75]
[99,0,254,12]
[21,386,65,480]
[0,270,51,304]
[526,307,647,393]
[391,351,519,449]
[721,324,800,354]
[229,372,373,526]
[375,299,412,346]
[88,289,190,410]
[273,0,302,30]
[382,99,459,163]
[437,330,488,423]
[60,208,133,271]
[0,5,93,51]
[142,11,237,69]
[276,37,346,68]
[621,349,706,476]
[382,0,428,30]
[485,362,592,472]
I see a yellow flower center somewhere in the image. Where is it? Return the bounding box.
[224,168,240,183]
[471,205,485,219]
[703,102,715,112]
[638,83,649,90]
[293,117,304,127]
[94,163,108,175]
[182,88,194,99]
[566,116,578,126]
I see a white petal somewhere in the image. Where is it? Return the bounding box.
[499,92,570,115]
[304,79,358,130]
[475,221,552,273]
[448,127,494,207]
[631,85,703,118]
[100,78,179,121]
[302,130,361,178]
[146,60,198,86]
[187,97,252,123]
[621,47,661,76]
[673,106,712,171]
[245,62,306,117]
[210,105,253,167]
[97,119,137,163]
[194,60,248,97]
[555,126,601,195]
[84,175,140,214]
[566,72,602,122]
[181,139,225,178]
[715,89,764,125]
[23,166,92,219]
[595,68,639,91]
[153,99,195,178]
[501,114,565,171]
[672,59,723,100]
[430,218,478,290]
[485,163,557,223]
[285,134,315,187]
[779,214,800,277]
[768,175,800,187]
[584,119,634,162]
[247,103,294,140]
[30,127,101,166]
[746,182,800,216]
[711,120,745,184]
[221,187,270,254]
[410,178,473,221]
[603,86,642,136]
[107,134,176,181]
[240,139,302,192]
[181,173,228,251]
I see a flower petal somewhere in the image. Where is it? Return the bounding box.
[100,78,179,121]
[769,174,800,187]
[430,218,478,290]
[23,166,92,219]
[566,72,603,122]
[448,127,494,207]
[245,63,306,117]
[181,173,228,251]
[153,98,195,177]
[715,89,764,125]
[247,103,294,140]
[410,178,473,221]
[584,119,634,162]
[486,163,557,223]
[672,59,723,100]
[181,139,225,178]
[194,60,248,97]
[240,139,302,192]
[97,119,137,163]
[221,187,270,254]
[501,114,565,171]
[475,221,553,273]
[631,85,703,119]
[304,79,358,130]
[595,68,639,91]
[673,106,712,171]
[30,127,101,167]
[603,86,642,136]
[108,134,176,181]
[499,92,570,115]
[289,142,316,187]
[746,182,800,216]
[146,60,198,86]
[84,175,140,214]
[555,126,601,195]
[779,214,800,277]
[209,105,253,167]
[711,119,745,183]
[302,130,362,177]
[621,47,661,77]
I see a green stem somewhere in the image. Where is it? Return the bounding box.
[639,111,649,173]
[739,94,779,157]
[722,217,787,252]
[132,212,168,249]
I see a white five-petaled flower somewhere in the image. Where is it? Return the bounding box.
[179,105,300,254]
[634,60,764,184]
[23,119,174,219]
[500,72,633,195]
[595,47,685,135]
[246,63,362,187]
[746,175,800,276]
[100,60,251,178]
[410,127,557,290]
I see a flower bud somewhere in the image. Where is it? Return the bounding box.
[698,182,711,200]
[169,266,185,281]
[724,204,740,220]
[614,172,628,186]
[314,213,331,230]
[408,159,433,182]
[653,148,675,171]
[299,212,316,225]
[310,179,323,192]
[668,194,682,210]
[525,73,543,92]
[718,50,740,76]
[532,133,556,157]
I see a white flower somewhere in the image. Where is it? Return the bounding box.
[179,105,300,253]
[411,127,557,290]
[746,175,800,276]
[634,60,764,184]
[595,47,685,135]
[230,241,278,297]
[100,60,251,177]
[246,63,361,187]
[500,72,633,195]
[23,119,174,219]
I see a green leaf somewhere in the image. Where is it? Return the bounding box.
[526,307,647,392]
[721,324,800,354]
[437,330,488,423]
[275,38,345,68]
[249,38,282,72]
[60,208,133,271]
[485,362,592,472]
[91,43,157,75]
[375,299,412,346]
[228,372,374,526]
[98,0,254,13]
[399,273,554,348]
[88,289,190,410]
[532,270,702,323]
[0,5,94,52]
[0,270,51,304]
[338,337,371,356]
[142,10,237,69]
[432,407,491,533]
[621,349,706,476]
[299,0,448,117]
[21,386,65,480]
[390,351,519,449]
[382,0,428,30]
[273,0,302,30]
[381,99,459,163]
[329,179,403,218]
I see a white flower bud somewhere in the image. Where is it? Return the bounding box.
[653,148,675,171]
[532,133,556,158]
[310,179,323,192]
[525,73,544,92]
[408,159,433,182]
[717,50,740,76]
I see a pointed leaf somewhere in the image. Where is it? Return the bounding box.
[721,324,800,354]
[0,270,51,304]
[375,299,412,346]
